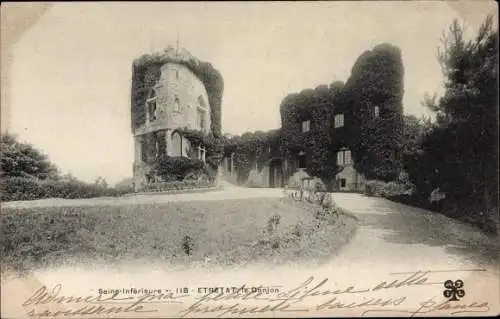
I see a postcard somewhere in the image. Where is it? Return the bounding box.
[1,1,499,317]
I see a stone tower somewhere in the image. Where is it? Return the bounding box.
[131,46,213,190]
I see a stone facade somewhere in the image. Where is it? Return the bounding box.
[221,113,367,192]
[222,151,363,192]
[334,162,365,192]
[132,51,212,190]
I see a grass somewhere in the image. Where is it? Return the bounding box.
[0,197,357,275]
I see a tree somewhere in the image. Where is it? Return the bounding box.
[400,115,437,197]
[406,16,498,232]
[94,176,108,188]
[0,133,59,180]
[401,115,434,155]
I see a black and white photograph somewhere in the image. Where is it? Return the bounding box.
[1,1,499,317]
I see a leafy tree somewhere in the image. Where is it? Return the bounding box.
[114,177,134,190]
[401,115,434,155]
[400,115,436,196]
[0,133,59,180]
[94,176,108,188]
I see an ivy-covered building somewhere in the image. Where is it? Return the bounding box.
[131,46,224,191]
[222,43,404,192]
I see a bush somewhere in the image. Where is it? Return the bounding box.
[0,177,126,202]
[386,193,498,235]
[153,155,209,181]
[141,179,215,192]
[364,180,410,197]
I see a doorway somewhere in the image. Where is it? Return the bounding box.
[269,159,283,188]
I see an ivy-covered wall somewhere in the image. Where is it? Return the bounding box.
[223,43,404,189]
[279,82,345,188]
[131,51,224,139]
[342,43,404,181]
[223,129,280,184]
[131,49,225,190]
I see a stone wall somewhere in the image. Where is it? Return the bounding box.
[334,164,365,192]
[132,62,212,189]
[220,153,365,192]
[221,156,238,185]
[134,62,211,136]
[244,165,270,188]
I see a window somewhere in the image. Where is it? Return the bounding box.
[340,178,346,188]
[391,149,399,162]
[140,140,148,162]
[374,106,380,118]
[227,153,234,173]
[183,138,192,157]
[148,100,157,121]
[156,130,166,157]
[298,152,306,169]
[334,114,344,128]
[147,89,157,122]
[302,120,310,133]
[173,97,180,112]
[171,132,182,156]
[197,146,206,162]
[198,96,207,109]
[197,108,206,130]
[337,148,352,166]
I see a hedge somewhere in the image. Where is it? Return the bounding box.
[363,180,411,197]
[141,180,216,192]
[0,177,126,202]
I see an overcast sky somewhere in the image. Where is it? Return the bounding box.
[6,1,497,184]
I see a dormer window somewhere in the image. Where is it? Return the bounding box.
[146,88,157,122]
[334,114,344,128]
[302,120,310,133]
[374,106,380,118]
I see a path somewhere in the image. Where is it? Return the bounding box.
[0,181,284,208]
[330,192,499,270]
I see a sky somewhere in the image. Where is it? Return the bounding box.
[5,1,498,185]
